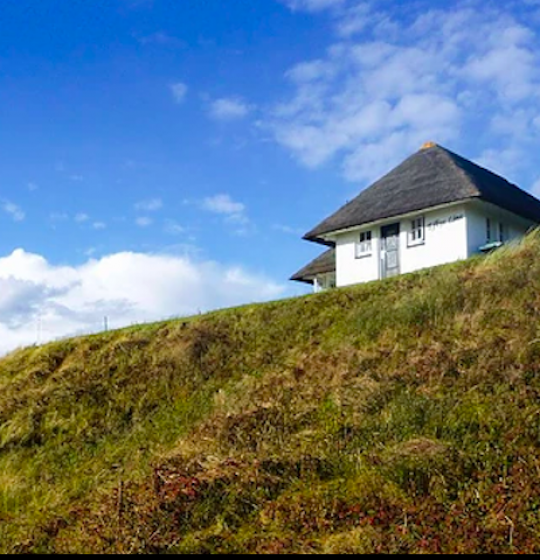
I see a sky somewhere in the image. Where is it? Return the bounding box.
[1,0,540,354]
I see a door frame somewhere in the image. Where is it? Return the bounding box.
[380,222,401,279]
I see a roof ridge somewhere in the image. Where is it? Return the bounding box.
[432,145,482,198]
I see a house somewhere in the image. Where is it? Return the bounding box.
[291,142,540,290]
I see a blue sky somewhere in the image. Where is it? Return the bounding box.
[1,0,540,352]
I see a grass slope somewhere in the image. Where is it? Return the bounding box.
[2,234,540,553]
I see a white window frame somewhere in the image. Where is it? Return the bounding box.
[408,216,425,247]
[355,230,373,258]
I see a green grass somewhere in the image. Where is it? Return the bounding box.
[2,232,540,552]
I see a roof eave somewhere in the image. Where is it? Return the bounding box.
[305,199,474,239]
[302,235,335,246]
[289,275,315,285]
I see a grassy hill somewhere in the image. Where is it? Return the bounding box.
[2,233,540,553]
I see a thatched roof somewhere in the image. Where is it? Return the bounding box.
[305,143,540,244]
[290,248,335,284]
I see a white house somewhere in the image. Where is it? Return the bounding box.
[291,142,540,290]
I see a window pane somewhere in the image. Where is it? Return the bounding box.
[410,217,424,243]
[358,231,372,253]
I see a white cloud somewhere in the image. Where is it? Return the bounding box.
[50,212,69,222]
[170,82,188,104]
[201,194,251,235]
[283,0,347,12]
[335,2,371,37]
[272,224,304,235]
[164,220,185,235]
[135,198,163,212]
[92,222,107,230]
[476,146,526,179]
[27,182,39,192]
[209,97,252,121]
[202,194,246,216]
[286,60,336,84]
[136,217,153,227]
[0,248,287,355]
[463,43,537,103]
[3,202,25,222]
[268,2,540,186]
[75,213,90,223]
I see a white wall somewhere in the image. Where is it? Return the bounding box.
[465,200,534,256]
[400,205,468,275]
[333,204,468,287]
[335,229,380,287]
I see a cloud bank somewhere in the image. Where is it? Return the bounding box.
[0,249,286,355]
[271,1,540,188]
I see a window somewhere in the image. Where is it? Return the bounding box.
[408,216,425,246]
[499,223,505,243]
[486,218,492,242]
[355,230,372,258]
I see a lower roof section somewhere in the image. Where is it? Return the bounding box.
[290,248,336,284]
